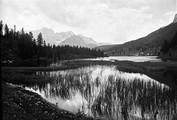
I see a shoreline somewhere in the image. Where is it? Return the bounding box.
[2,60,177,88]
[2,82,102,120]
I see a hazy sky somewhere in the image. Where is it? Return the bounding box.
[0,0,176,44]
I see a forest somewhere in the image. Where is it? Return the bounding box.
[160,31,177,53]
[0,21,105,66]
[159,31,177,60]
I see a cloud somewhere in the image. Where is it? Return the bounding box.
[0,0,176,44]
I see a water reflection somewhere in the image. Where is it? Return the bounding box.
[25,66,177,120]
[82,56,162,62]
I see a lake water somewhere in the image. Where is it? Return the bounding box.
[49,56,162,67]
[83,56,162,62]
[25,65,177,120]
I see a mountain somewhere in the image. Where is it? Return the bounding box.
[32,28,55,44]
[55,31,75,44]
[98,42,113,46]
[95,44,119,51]
[32,28,110,48]
[32,28,74,45]
[78,34,98,45]
[101,21,177,56]
[173,14,177,23]
[59,34,113,48]
[59,35,98,48]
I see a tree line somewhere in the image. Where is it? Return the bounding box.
[0,21,105,66]
[160,31,177,53]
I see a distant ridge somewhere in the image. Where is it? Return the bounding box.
[32,28,111,48]
[173,14,177,23]
[32,28,74,45]
[95,44,119,51]
[98,15,177,56]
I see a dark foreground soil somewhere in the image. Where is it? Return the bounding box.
[2,82,102,120]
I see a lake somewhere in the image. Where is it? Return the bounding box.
[24,65,177,120]
[83,56,162,62]
[49,56,162,67]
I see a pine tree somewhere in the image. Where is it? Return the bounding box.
[37,33,43,46]
[0,20,3,36]
[4,24,9,36]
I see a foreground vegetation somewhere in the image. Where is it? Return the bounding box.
[2,60,177,120]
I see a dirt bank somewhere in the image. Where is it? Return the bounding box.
[2,82,102,120]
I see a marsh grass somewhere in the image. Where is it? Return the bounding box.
[2,59,177,88]
[23,66,177,120]
[1,60,177,120]
[1,70,53,86]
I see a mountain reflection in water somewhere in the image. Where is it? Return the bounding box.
[25,65,177,120]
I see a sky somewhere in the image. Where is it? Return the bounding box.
[0,0,176,44]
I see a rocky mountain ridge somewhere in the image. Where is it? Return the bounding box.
[32,28,111,48]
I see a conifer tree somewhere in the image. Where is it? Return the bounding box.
[0,20,3,36]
